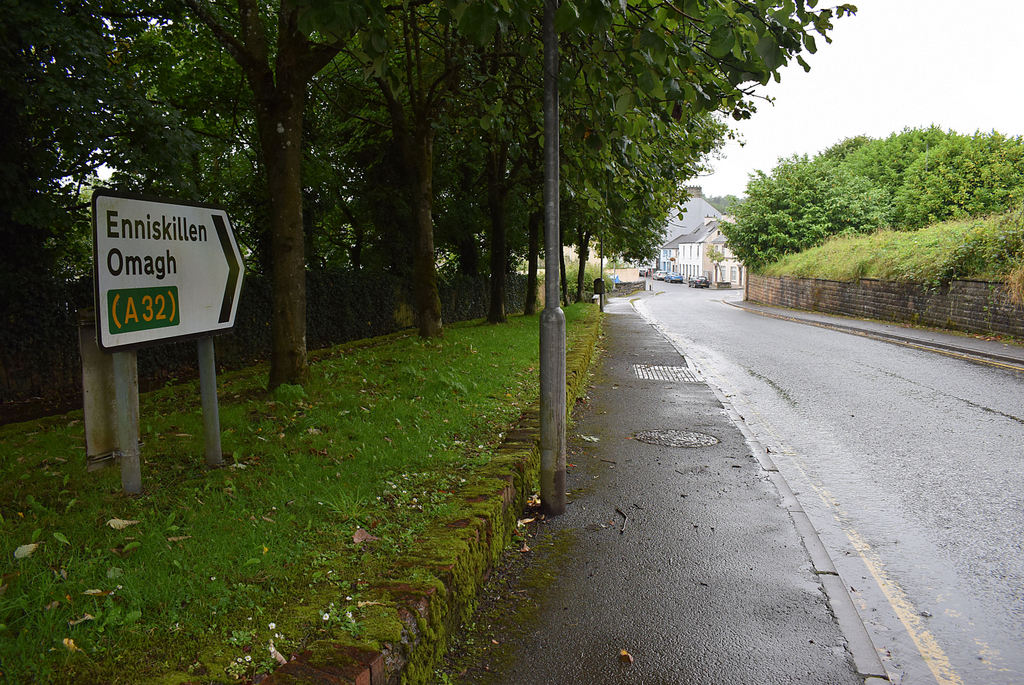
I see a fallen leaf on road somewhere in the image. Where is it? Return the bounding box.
[516,517,535,527]
[518,543,530,553]
[619,649,634,665]
[579,434,600,442]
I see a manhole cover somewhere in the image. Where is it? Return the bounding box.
[633,429,719,448]
[632,364,698,382]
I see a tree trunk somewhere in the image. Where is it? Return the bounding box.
[409,119,443,337]
[525,209,541,315]
[457,236,479,276]
[575,229,591,303]
[253,87,308,388]
[486,144,508,324]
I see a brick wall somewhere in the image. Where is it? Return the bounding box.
[747,275,1024,338]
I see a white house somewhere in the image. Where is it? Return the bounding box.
[656,186,722,274]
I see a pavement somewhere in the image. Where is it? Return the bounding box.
[728,297,1024,370]
[449,295,894,684]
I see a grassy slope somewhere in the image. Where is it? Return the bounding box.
[762,208,1024,291]
[0,305,596,682]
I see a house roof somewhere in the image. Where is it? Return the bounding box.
[661,195,722,245]
[660,233,689,250]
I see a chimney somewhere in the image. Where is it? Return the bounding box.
[685,185,703,198]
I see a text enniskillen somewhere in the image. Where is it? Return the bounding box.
[103,210,211,280]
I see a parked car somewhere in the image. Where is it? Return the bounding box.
[654,270,667,280]
[666,272,685,283]
[690,275,710,288]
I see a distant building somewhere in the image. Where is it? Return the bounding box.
[657,189,745,286]
[656,186,722,275]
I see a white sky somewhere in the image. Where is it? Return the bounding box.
[695,0,1024,198]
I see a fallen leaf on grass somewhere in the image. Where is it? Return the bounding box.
[352,528,379,544]
[63,638,83,652]
[69,613,95,626]
[44,601,60,611]
[618,649,634,665]
[518,543,531,553]
[167,535,192,543]
[268,639,288,666]
[357,601,383,609]
[83,589,113,597]
[107,518,139,530]
[14,543,40,559]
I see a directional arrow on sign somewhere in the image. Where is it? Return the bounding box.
[92,190,245,350]
[212,214,241,324]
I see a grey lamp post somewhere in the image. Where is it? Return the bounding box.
[540,0,566,516]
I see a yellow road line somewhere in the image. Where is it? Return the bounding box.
[790,463,965,685]
[695,355,965,685]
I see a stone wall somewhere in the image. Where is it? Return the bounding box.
[746,274,1024,338]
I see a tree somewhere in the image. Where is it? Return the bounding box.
[706,194,741,214]
[724,155,892,270]
[706,245,725,281]
[895,131,1024,228]
[183,0,353,388]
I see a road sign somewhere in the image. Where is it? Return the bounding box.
[92,190,244,350]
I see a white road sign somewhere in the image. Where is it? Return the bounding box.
[92,190,244,350]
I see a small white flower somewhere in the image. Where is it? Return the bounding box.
[346,611,353,621]
[346,596,352,601]
[268,622,276,630]
[322,613,330,621]
[245,655,252,662]
[210,576,216,581]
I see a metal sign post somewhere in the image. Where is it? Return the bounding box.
[198,337,223,467]
[91,190,243,492]
[540,0,566,516]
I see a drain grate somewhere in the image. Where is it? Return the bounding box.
[633,429,719,448]
[632,364,698,382]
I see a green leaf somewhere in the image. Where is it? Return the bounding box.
[53,532,70,546]
[459,3,499,45]
[555,1,580,33]
[755,34,785,71]
[709,27,735,58]
[615,91,634,114]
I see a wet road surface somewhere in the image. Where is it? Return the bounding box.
[639,286,1024,685]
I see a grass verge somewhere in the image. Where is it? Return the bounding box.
[762,206,1024,294]
[0,304,598,683]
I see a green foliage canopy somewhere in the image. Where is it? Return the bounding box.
[725,155,892,270]
[727,127,1024,271]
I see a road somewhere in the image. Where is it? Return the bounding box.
[637,285,1024,685]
